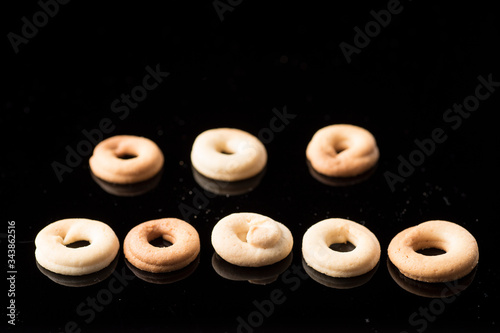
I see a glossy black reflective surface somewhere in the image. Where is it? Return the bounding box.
[212,252,293,285]
[36,254,119,288]
[2,1,499,332]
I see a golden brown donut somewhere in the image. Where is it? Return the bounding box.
[306,124,379,177]
[124,218,200,273]
[190,128,267,181]
[89,135,164,184]
[35,218,119,276]
[388,220,479,283]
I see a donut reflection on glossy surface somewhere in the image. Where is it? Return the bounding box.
[90,167,163,197]
[212,252,293,285]
[36,253,119,287]
[125,254,200,284]
[387,258,477,298]
[302,258,378,289]
[306,159,376,186]
[191,165,265,196]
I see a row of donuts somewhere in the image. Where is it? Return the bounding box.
[35,213,479,286]
[89,124,380,189]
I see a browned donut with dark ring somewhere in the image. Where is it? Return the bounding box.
[124,218,200,273]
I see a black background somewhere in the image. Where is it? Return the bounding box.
[1,1,499,332]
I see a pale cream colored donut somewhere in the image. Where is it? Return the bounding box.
[89,135,164,184]
[306,124,379,177]
[211,213,293,267]
[191,128,267,181]
[35,218,119,276]
[302,218,380,278]
[388,220,479,283]
[124,218,200,273]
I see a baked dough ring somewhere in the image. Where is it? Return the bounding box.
[302,218,381,278]
[89,135,164,184]
[306,124,379,177]
[124,218,200,273]
[191,128,267,181]
[35,218,119,276]
[211,213,293,267]
[388,220,479,283]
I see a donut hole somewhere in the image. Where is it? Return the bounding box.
[149,237,173,248]
[413,239,447,256]
[333,140,350,154]
[215,140,239,155]
[65,240,91,248]
[218,146,235,155]
[220,149,235,155]
[329,241,356,252]
[416,248,447,256]
[237,232,248,242]
[116,153,138,160]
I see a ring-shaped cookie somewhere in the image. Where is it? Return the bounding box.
[306,124,379,177]
[89,135,164,184]
[191,128,267,181]
[211,213,293,267]
[124,218,200,273]
[302,218,381,278]
[35,218,119,276]
[388,220,479,283]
